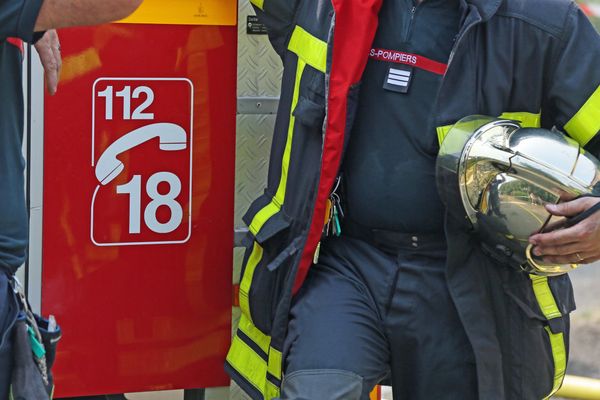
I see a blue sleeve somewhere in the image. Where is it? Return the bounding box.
[0,0,44,42]
[544,2,600,149]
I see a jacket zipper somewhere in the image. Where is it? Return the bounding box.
[403,5,418,43]
[447,22,477,70]
[433,17,481,129]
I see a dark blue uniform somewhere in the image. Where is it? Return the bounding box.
[283,1,476,398]
[344,0,461,233]
[0,1,44,396]
[227,0,600,397]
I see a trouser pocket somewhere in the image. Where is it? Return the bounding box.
[239,236,302,334]
[502,273,575,399]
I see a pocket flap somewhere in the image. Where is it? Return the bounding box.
[504,274,576,333]
[548,274,577,315]
[293,96,325,129]
[504,281,547,322]
[242,192,292,245]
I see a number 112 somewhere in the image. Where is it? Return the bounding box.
[97,85,155,121]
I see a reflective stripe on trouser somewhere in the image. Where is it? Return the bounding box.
[530,275,568,398]
[282,235,477,400]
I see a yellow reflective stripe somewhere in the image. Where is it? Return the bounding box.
[436,111,541,145]
[268,347,283,380]
[436,125,452,145]
[266,380,281,399]
[226,333,268,394]
[530,275,562,319]
[239,313,271,355]
[287,26,327,73]
[530,275,567,398]
[544,328,567,399]
[249,59,307,236]
[227,316,282,399]
[565,85,600,146]
[499,111,541,128]
[239,242,264,323]
[248,27,326,238]
[250,0,264,10]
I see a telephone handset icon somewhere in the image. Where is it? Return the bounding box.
[95,122,187,185]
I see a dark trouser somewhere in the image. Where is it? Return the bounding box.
[0,270,18,399]
[282,229,478,400]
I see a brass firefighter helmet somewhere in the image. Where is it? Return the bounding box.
[436,115,600,276]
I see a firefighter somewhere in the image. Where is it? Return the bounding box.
[0,1,142,397]
[225,0,600,399]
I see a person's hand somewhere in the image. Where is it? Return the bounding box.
[529,196,600,264]
[34,30,62,95]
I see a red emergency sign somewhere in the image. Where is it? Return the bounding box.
[42,23,236,397]
[91,78,193,245]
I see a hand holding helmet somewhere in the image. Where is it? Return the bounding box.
[530,196,600,264]
[436,115,600,275]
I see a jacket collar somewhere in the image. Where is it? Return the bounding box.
[464,0,502,21]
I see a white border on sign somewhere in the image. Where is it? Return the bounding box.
[90,77,194,247]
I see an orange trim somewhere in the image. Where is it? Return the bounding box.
[369,385,381,400]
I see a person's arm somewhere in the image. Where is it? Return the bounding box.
[31,0,142,95]
[34,0,142,31]
[0,0,141,42]
[529,3,600,264]
[543,3,600,155]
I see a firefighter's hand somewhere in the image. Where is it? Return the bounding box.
[34,30,62,95]
[529,196,600,264]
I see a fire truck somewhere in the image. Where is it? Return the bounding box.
[16,1,600,399]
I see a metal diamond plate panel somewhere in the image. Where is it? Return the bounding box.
[235,0,281,235]
[236,0,280,229]
[235,114,274,226]
[238,0,283,97]
[236,0,281,230]
[232,110,275,342]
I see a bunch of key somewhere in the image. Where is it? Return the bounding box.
[324,177,344,237]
